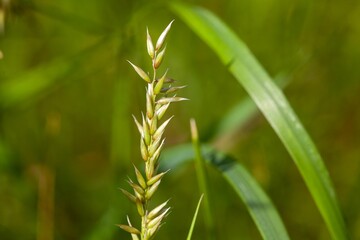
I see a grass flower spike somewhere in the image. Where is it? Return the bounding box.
[119,21,187,240]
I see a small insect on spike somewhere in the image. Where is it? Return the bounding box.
[127,60,151,83]
[164,77,176,83]
[161,85,187,94]
[156,20,174,51]
[155,77,176,84]
[146,27,155,59]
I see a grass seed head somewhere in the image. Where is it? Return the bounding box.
[149,139,165,167]
[156,20,174,51]
[148,136,162,157]
[153,116,173,140]
[154,46,166,69]
[136,198,145,217]
[147,207,170,229]
[120,188,137,203]
[146,92,154,119]
[149,116,158,134]
[156,97,188,105]
[134,165,147,189]
[122,20,186,239]
[145,162,154,179]
[127,60,151,83]
[140,137,148,161]
[126,217,140,240]
[147,219,162,238]
[148,200,169,220]
[147,170,168,186]
[146,27,155,59]
[132,115,144,137]
[117,224,141,235]
[145,179,161,200]
[142,116,151,146]
[156,103,170,120]
[154,69,168,94]
[128,181,144,196]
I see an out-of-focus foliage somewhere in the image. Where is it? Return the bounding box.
[0,0,359,240]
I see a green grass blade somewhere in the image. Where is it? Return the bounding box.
[161,144,290,240]
[207,150,290,240]
[190,119,215,240]
[211,73,290,143]
[186,194,204,240]
[170,3,348,239]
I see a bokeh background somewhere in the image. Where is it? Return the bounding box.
[0,0,359,239]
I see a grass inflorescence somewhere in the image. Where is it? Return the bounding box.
[118,21,187,240]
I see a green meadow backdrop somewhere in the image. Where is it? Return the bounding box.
[0,0,359,239]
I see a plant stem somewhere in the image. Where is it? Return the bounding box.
[190,119,216,240]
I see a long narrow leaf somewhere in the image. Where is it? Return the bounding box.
[207,150,290,240]
[211,73,290,143]
[161,144,290,240]
[170,3,348,239]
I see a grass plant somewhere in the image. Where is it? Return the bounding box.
[118,21,187,240]
[0,1,357,239]
[170,3,349,239]
[190,119,215,239]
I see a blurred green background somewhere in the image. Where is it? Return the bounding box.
[0,0,359,239]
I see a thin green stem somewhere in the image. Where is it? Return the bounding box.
[190,119,215,240]
[186,194,204,240]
